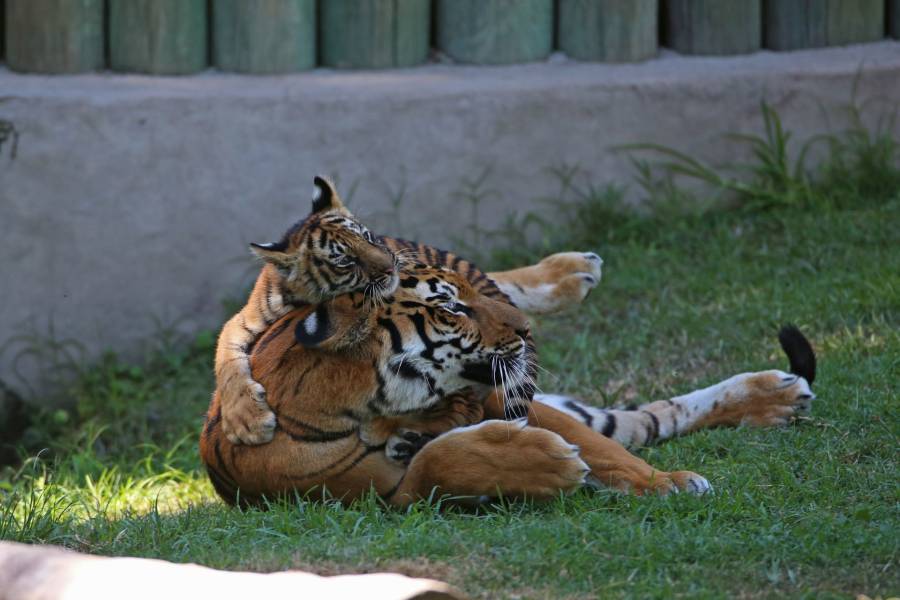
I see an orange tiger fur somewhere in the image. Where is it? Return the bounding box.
[217,178,604,446]
[200,263,711,507]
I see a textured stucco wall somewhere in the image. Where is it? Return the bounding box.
[1,41,899,397]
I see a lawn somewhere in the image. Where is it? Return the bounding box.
[2,116,899,598]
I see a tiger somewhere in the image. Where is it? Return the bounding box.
[200,259,817,507]
[216,177,604,445]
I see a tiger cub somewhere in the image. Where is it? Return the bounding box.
[216,176,399,444]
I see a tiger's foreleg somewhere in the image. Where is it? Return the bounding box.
[484,395,711,495]
[534,370,815,449]
[487,252,603,315]
[215,268,293,445]
[373,391,486,465]
[387,420,589,507]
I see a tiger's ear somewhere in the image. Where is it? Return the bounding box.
[295,295,372,351]
[249,240,290,266]
[311,175,345,214]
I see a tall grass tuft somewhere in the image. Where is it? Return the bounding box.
[620,99,900,212]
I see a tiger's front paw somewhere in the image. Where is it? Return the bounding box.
[524,252,604,314]
[667,471,712,495]
[221,379,277,445]
[387,429,435,466]
[625,470,711,496]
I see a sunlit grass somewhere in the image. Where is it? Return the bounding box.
[2,105,898,597]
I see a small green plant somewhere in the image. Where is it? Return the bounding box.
[0,116,19,160]
[620,99,899,212]
[451,166,499,253]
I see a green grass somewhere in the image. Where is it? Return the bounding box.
[2,116,899,598]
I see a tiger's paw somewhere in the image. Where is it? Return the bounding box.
[493,251,603,315]
[221,379,277,445]
[535,252,604,310]
[704,370,816,428]
[602,469,711,496]
[387,429,435,466]
[667,471,712,495]
[460,421,590,498]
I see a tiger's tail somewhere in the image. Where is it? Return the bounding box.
[778,324,816,385]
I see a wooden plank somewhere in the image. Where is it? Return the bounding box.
[823,0,884,46]
[435,0,553,64]
[109,0,207,75]
[320,0,430,69]
[558,0,658,62]
[213,0,316,73]
[891,0,900,38]
[663,0,761,55]
[5,0,104,73]
[764,1,828,50]
[765,1,884,50]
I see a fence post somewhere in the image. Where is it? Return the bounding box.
[764,1,827,50]
[823,0,884,46]
[109,0,207,75]
[558,0,657,62]
[891,0,900,38]
[320,0,430,69]
[435,0,553,64]
[213,0,316,73]
[5,0,104,73]
[765,0,884,50]
[663,0,761,55]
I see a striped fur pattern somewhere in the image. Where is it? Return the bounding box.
[216,185,601,445]
[215,176,401,445]
[534,327,817,451]
[201,263,559,507]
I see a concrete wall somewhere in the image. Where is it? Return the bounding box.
[1,41,899,398]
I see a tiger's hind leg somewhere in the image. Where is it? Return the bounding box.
[487,252,603,314]
[387,420,590,507]
[537,326,817,448]
[483,396,710,495]
[535,370,815,449]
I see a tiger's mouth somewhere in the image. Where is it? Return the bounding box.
[365,268,400,301]
[460,354,527,389]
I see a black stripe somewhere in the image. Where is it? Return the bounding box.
[280,426,357,443]
[383,472,407,501]
[642,410,660,443]
[600,413,616,438]
[205,464,238,504]
[564,399,594,428]
[213,439,238,483]
[378,318,404,353]
[253,317,293,356]
[277,412,353,438]
[203,407,221,437]
[292,357,321,397]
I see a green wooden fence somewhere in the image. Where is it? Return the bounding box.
[435,0,553,65]
[109,0,207,75]
[558,0,658,63]
[892,0,900,37]
[765,0,885,50]
[6,0,104,74]
[214,0,316,73]
[1,0,894,74]
[321,0,430,69]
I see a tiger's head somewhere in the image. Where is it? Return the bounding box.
[250,176,398,303]
[280,263,534,417]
